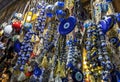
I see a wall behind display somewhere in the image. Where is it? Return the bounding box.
[112,0,120,27]
[0,0,28,24]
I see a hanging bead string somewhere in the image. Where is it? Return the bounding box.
[97,25,113,81]
[35,2,46,34]
[35,1,47,56]
[37,20,59,63]
[59,35,67,63]
[12,0,35,71]
[107,0,120,65]
[14,30,35,71]
[66,37,78,67]
[85,25,98,68]
[85,24,114,81]
[41,20,59,81]
[93,0,102,24]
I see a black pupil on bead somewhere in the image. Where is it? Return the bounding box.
[65,24,68,27]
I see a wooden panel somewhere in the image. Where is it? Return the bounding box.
[112,0,120,26]
[112,0,120,12]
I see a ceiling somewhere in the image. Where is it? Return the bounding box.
[0,0,17,12]
[0,0,120,24]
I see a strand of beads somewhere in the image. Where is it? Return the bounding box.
[14,30,35,71]
[85,25,100,81]
[66,37,80,68]
[59,35,67,63]
[66,37,75,66]
[35,1,47,41]
[66,37,83,82]
[97,25,113,81]
[85,25,97,61]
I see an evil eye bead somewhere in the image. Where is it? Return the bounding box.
[106,0,112,3]
[106,64,112,70]
[21,54,25,57]
[28,48,33,51]
[21,60,26,65]
[23,48,27,52]
[101,42,107,47]
[37,17,42,20]
[26,53,30,57]
[99,35,105,40]
[98,50,102,55]
[85,41,91,46]
[45,5,54,18]
[101,61,106,67]
[115,13,120,22]
[54,1,64,9]
[41,1,45,4]
[56,10,66,21]
[87,55,91,60]
[23,57,28,61]
[109,37,118,45]
[86,46,91,51]
[103,52,108,55]
[40,12,44,15]
[18,52,21,56]
[72,70,84,82]
[20,65,24,71]
[101,3,108,12]
[18,57,21,60]
[17,60,21,64]
[62,78,68,82]
[98,55,103,61]
[87,29,92,33]
[24,23,33,32]
[37,3,42,9]
[33,67,42,77]
[22,42,26,45]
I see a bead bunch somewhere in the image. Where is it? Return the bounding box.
[14,30,35,71]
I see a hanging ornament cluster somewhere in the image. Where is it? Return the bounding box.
[45,1,77,35]
[1,0,120,82]
[85,23,114,81]
[45,1,64,19]
[35,3,47,33]
[14,30,35,71]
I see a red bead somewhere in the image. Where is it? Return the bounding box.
[12,21,22,32]
[30,52,36,58]
[25,72,32,77]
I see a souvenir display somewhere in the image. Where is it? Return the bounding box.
[0,0,120,82]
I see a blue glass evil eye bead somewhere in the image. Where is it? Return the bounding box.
[85,41,91,46]
[101,61,106,67]
[72,70,84,82]
[106,0,112,2]
[26,53,30,57]
[23,48,27,52]
[24,23,32,32]
[33,67,42,77]
[21,46,24,50]
[86,46,91,51]
[17,60,21,64]
[67,62,74,69]
[20,65,24,71]
[18,52,22,56]
[18,57,21,60]
[21,54,25,57]
[21,60,26,65]
[101,42,107,47]
[116,13,120,22]
[62,78,68,82]
[109,37,118,45]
